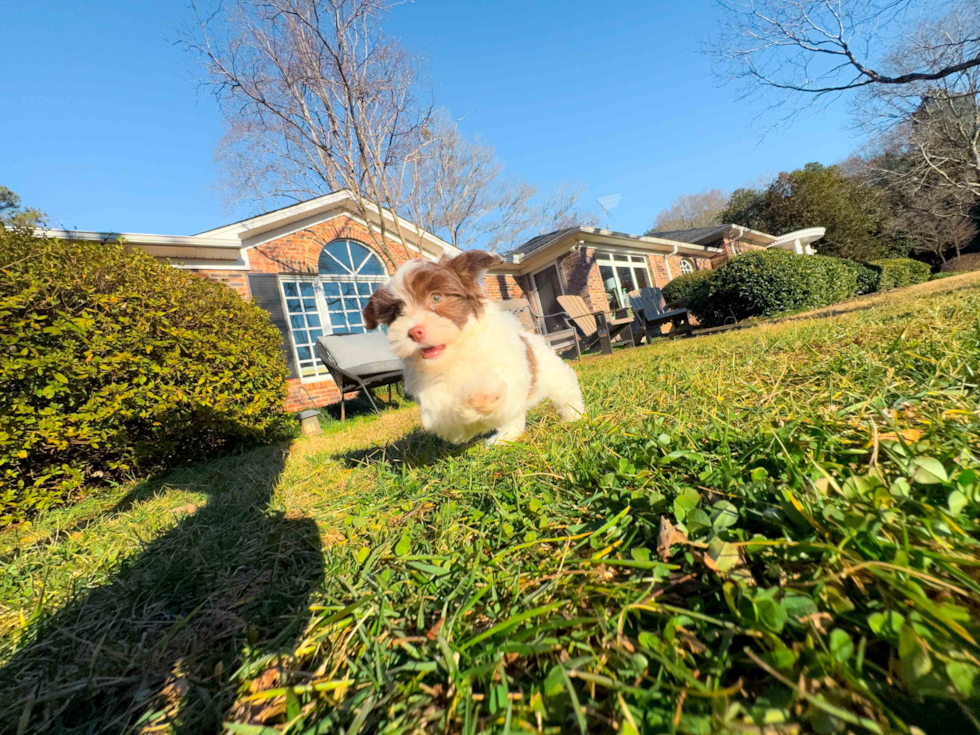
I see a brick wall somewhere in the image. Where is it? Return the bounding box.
[246,216,413,275]
[483,273,526,301]
[646,254,714,290]
[193,269,251,299]
[557,248,607,311]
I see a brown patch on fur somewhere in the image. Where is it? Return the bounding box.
[402,255,499,328]
[520,335,538,398]
[363,288,403,329]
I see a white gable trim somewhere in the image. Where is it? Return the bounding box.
[239,210,441,260]
[196,189,460,257]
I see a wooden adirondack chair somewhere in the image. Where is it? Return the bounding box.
[497,298,581,359]
[556,294,635,353]
[627,287,692,342]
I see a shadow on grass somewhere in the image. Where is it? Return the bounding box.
[0,443,323,734]
[333,426,472,471]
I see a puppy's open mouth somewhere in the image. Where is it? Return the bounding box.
[420,344,446,359]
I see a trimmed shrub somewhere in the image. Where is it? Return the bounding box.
[0,229,290,524]
[662,269,714,304]
[941,253,980,273]
[869,258,931,290]
[688,250,858,327]
[841,259,881,295]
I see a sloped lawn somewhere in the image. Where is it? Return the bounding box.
[2,273,980,734]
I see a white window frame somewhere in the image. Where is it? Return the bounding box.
[595,250,653,309]
[678,258,695,275]
[278,240,389,383]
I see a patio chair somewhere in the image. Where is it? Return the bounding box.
[315,332,404,421]
[497,298,582,359]
[556,294,635,354]
[627,287,692,343]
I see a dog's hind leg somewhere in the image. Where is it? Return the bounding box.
[545,361,586,422]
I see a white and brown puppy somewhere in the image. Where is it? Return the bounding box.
[363,251,585,445]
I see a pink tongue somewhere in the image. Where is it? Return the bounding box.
[421,345,445,358]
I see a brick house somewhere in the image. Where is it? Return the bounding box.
[38,192,815,412]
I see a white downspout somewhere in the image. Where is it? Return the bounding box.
[733,226,745,257]
[662,244,679,281]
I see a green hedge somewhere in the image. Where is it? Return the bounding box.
[662,269,713,304]
[0,229,290,524]
[870,258,931,290]
[841,259,881,295]
[688,250,858,327]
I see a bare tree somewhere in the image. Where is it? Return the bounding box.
[862,149,978,262]
[400,111,538,251]
[650,188,729,231]
[709,0,980,121]
[858,6,980,198]
[535,181,600,232]
[179,0,434,264]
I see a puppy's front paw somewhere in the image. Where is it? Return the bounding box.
[467,389,504,415]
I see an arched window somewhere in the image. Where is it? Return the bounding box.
[678,258,695,275]
[279,239,389,379]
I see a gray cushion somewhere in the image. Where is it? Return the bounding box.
[316,332,403,377]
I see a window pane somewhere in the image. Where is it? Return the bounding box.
[296,346,312,361]
[348,242,369,267]
[290,314,305,329]
[350,325,364,334]
[309,329,322,342]
[348,314,362,326]
[616,266,635,293]
[306,313,321,328]
[359,254,385,276]
[283,282,298,297]
[293,330,308,345]
[614,254,629,262]
[286,299,301,312]
[322,282,340,296]
[357,282,373,295]
[318,242,349,274]
[631,255,644,263]
[299,282,314,296]
[340,282,357,296]
[330,312,347,327]
[636,268,650,289]
[344,298,359,310]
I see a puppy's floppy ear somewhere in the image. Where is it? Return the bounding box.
[443,250,504,282]
[363,287,402,330]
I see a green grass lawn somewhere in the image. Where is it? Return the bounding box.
[2,273,980,734]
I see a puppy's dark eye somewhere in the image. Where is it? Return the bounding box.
[431,293,443,303]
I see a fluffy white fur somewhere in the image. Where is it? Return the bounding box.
[378,260,585,445]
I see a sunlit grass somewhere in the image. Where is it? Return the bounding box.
[2,272,980,733]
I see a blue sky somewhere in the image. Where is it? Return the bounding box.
[1,0,859,237]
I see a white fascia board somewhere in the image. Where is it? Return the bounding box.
[36,228,242,249]
[170,259,251,270]
[578,229,721,257]
[194,191,352,238]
